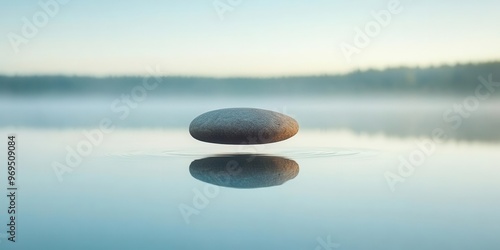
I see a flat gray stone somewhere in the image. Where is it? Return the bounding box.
[189,155,299,189]
[189,108,299,144]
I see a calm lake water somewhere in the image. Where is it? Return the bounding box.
[0,96,499,249]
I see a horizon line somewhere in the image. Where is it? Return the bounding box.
[1,60,499,79]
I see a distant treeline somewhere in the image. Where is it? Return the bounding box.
[1,62,499,96]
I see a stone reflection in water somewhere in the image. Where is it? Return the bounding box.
[189,154,299,189]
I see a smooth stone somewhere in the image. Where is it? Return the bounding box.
[189,154,299,189]
[189,108,299,145]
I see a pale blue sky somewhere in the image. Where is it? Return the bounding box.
[1,0,499,76]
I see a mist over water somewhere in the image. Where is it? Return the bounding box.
[2,95,499,141]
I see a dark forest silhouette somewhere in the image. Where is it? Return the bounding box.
[1,62,499,96]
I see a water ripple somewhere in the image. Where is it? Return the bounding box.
[105,147,378,160]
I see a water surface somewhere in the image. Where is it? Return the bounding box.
[0,96,499,249]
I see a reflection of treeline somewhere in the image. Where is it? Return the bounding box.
[1,62,499,96]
